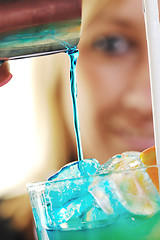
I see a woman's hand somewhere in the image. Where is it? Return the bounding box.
[0,61,12,87]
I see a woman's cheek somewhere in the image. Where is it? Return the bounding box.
[78,61,122,111]
[77,46,137,115]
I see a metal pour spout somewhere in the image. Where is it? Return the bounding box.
[0,0,81,60]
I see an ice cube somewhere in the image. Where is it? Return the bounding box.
[97,151,143,173]
[48,158,100,181]
[94,151,160,216]
[89,176,123,216]
[43,182,96,229]
[42,159,100,229]
[45,158,100,210]
[109,168,160,215]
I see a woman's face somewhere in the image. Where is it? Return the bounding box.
[76,0,155,164]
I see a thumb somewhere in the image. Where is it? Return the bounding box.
[0,61,13,87]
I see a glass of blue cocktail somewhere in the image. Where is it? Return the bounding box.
[27,152,160,240]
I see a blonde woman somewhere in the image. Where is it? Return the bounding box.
[0,0,155,239]
[33,0,154,170]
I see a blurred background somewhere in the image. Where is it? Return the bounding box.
[0,59,40,197]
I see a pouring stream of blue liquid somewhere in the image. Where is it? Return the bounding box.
[67,48,83,163]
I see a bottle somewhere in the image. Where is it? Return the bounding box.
[0,0,81,60]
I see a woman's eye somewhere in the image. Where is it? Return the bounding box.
[92,35,133,55]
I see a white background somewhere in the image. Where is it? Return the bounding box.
[0,59,40,196]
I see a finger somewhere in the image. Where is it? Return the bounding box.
[0,61,13,87]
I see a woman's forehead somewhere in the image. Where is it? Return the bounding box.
[82,0,143,28]
[82,0,123,21]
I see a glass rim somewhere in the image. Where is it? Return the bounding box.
[26,164,160,190]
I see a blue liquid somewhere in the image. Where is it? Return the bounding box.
[41,211,160,240]
[0,60,5,66]
[68,49,83,162]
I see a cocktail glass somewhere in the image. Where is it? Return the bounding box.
[27,165,160,240]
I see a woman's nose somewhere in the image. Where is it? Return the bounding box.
[122,62,153,117]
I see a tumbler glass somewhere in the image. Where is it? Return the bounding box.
[27,165,160,240]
